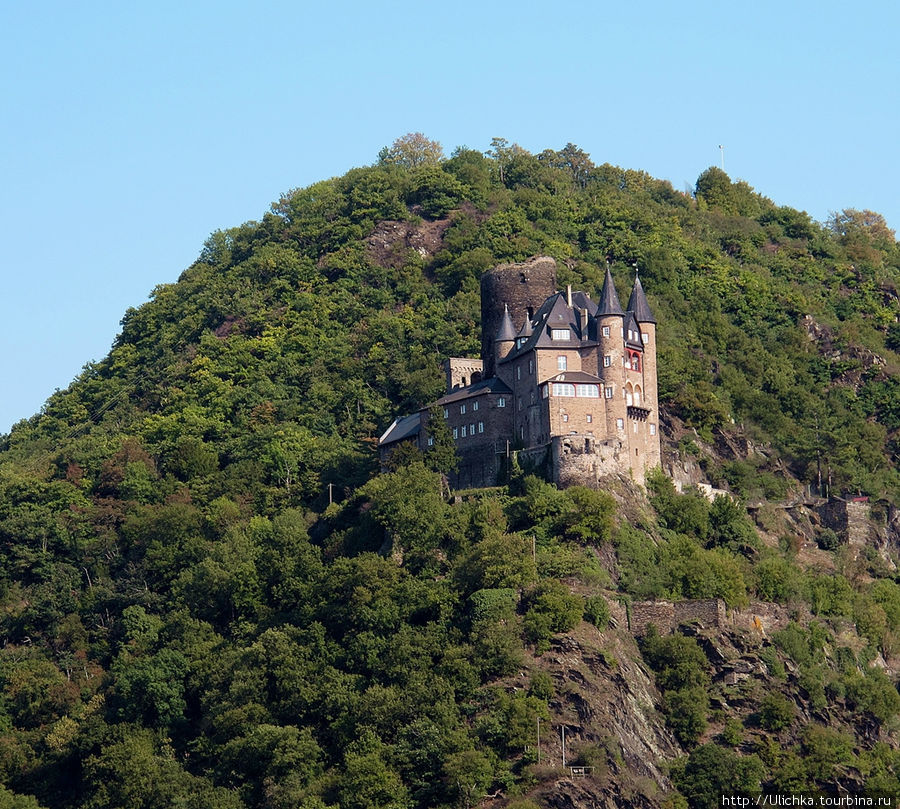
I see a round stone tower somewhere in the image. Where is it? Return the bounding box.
[481,256,557,377]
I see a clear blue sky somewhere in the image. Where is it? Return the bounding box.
[2,0,898,434]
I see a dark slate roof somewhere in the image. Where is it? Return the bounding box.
[624,312,644,349]
[545,370,604,384]
[597,267,624,316]
[379,412,422,446]
[502,291,599,362]
[627,274,656,324]
[494,304,517,342]
[516,316,534,340]
[435,376,512,406]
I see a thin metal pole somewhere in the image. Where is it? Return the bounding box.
[561,726,566,768]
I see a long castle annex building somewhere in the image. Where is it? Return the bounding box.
[379,256,661,488]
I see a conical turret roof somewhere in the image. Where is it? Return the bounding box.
[627,274,656,324]
[597,266,624,316]
[494,304,517,342]
[516,316,534,340]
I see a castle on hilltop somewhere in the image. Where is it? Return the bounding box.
[378,256,661,488]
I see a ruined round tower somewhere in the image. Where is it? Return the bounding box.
[481,256,558,378]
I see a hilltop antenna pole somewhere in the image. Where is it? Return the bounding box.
[719,144,725,172]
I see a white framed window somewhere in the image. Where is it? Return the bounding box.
[472,400,479,411]
[562,413,569,422]
[551,328,570,340]
[478,421,484,433]
[517,366,521,380]
[650,423,656,435]
[460,404,466,414]
[586,414,593,423]
[552,383,575,397]
[603,355,611,368]
[605,387,613,399]
[602,326,610,337]
[576,384,599,398]
[557,355,567,371]
[443,408,449,419]
[471,423,476,435]
[642,332,649,344]
[461,425,467,437]
[497,397,506,408]
[528,359,534,374]
[452,427,458,439]
[626,391,633,406]
[542,385,549,399]
[633,421,638,433]
[616,418,624,430]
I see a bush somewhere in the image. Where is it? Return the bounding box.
[758,693,794,731]
[583,595,610,629]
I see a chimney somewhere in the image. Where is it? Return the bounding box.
[566,284,573,307]
[580,307,589,337]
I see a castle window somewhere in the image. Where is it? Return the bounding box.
[626,391,633,406]
[616,418,624,429]
[557,356,567,371]
[634,388,641,405]
[605,387,613,399]
[552,383,575,397]
[461,425,467,437]
[576,384,599,398]
[586,414,593,423]
[453,427,458,439]
[603,355,611,367]
[530,392,535,404]
[563,414,569,422]
[542,385,549,398]
[518,398,523,410]
[471,423,476,435]
[551,329,570,340]
[633,421,638,433]
[642,332,649,344]
[460,404,466,414]
[517,366,521,380]
[443,408,449,419]
[650,423,656,435]
[478,421,484,433]
[497,397,506,407]
[473,400,479,411]
[428,436,434,446]
[602,326,610,337]
[529,359,534,374]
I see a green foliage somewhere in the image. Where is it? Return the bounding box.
[758,693,794,731]
[671,743,764,809]
[1,139,899,806]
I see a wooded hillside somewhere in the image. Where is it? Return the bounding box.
[1,135,900,807]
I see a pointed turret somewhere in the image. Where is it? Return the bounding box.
[494,304,517,342]
[627,273,656,323]
[597,266,624,316]
[516,316,534,345]
[494,304,516,368]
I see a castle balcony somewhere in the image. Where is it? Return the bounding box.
[627,405,651,421]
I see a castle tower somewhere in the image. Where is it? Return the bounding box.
[627,273,660,474]
[596,266,627,440]
[481,256,557,377]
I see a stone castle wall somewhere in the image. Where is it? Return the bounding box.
[628,598,791,637]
